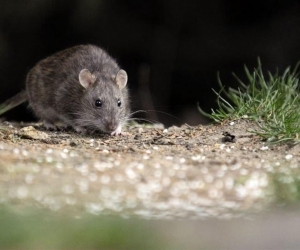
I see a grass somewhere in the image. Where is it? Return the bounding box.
[198,59,300,144]
[270,170,300,204]
[0,208,166,249]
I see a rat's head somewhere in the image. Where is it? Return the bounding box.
[76,68,129,134]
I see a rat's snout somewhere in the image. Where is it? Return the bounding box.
[105,120,118,132]
[107,123,116,131]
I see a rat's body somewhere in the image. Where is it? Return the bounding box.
[0,45,130,135]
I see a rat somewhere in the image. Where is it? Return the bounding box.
[0,44,130,135]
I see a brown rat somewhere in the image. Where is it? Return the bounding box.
[0,44,130,135]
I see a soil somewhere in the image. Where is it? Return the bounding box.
[0,118,299,219]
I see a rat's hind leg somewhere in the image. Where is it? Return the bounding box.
[43,120,70,131]
[34,107,67,131]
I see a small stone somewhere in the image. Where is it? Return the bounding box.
[152,123,164,129]
[134,134,142,140]
[260,146,269,151]
[69,140,77,147]
[168,126,180,132]
[18,126,49,140]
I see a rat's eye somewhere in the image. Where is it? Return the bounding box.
[117,99,122,107]
[95,99,102,108]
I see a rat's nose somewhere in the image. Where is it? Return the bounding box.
[106,121,118,132]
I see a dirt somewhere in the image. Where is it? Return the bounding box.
[0,118,299,219]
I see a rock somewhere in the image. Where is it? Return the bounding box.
[18,126,49,140]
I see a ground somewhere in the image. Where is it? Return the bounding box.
[0,118,298,220]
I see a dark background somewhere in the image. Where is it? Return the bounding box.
[1,0,300,126]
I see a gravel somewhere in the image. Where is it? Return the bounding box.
[0,119,299,219]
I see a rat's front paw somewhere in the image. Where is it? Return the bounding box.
[111,125,126,136]
[43,121,58,131]
[74,126,87,134]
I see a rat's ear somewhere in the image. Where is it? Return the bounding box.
[79,69,96,89]
[115,70,128,89]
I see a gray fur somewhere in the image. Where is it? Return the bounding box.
[1,44,130,134]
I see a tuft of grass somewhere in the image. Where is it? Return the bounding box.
[198,59,300,144]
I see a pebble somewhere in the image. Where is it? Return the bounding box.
[260,146,269,151]
[18,126,49,140]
